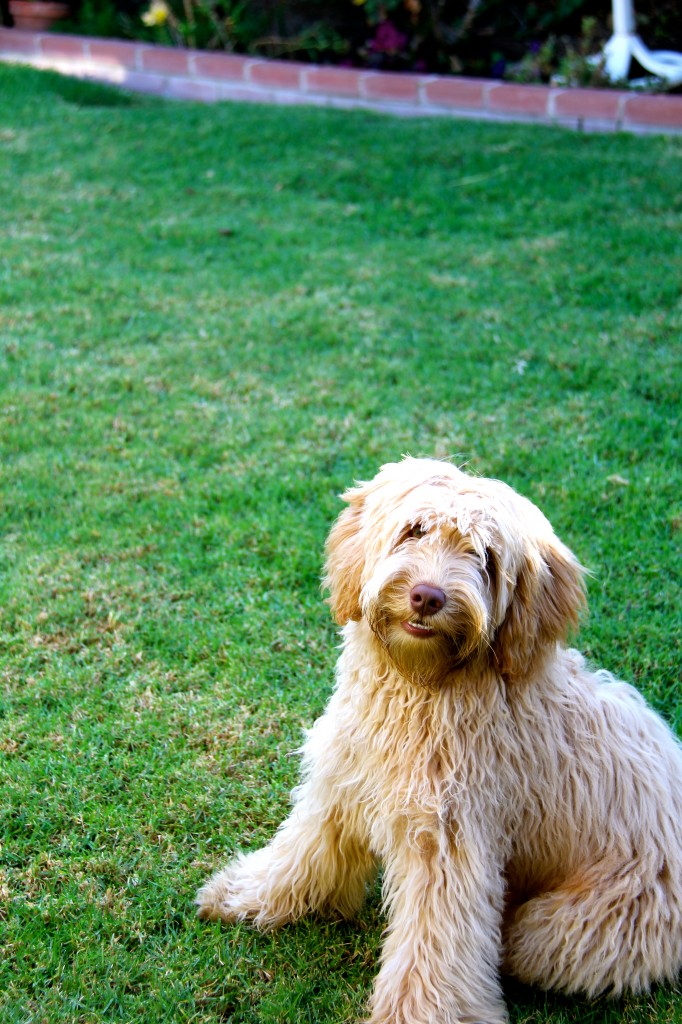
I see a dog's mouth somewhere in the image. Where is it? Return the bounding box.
[401,619,437,638]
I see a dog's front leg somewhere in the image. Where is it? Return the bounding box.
[196,789,374,927]
[368,839,507,1024]
[196,705,376,931]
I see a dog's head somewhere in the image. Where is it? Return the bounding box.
[323,458,586,685]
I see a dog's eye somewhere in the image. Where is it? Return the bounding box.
[395,523,428,550]
[407,524,427,540]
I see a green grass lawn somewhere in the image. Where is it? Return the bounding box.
[1,63,681,1024]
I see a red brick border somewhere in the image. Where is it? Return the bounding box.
[1,28,681,133]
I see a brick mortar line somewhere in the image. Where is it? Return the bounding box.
[480,80,496,112]
[418,76,446,107]
[243,58,265,84]
[356,72,370,101]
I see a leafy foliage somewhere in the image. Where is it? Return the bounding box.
[57,0,682,80]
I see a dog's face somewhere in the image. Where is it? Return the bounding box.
[324,458,585,685]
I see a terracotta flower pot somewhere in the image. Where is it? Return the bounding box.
[9,0,71,30]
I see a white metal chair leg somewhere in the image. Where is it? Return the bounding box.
[602,0,682,84]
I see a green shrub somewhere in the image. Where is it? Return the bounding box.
[59,0,682,83]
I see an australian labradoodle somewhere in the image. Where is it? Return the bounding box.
[197,457,682,1024]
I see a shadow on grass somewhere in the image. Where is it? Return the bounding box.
[192,889,669,1024]
[49,72,141,107]
[4,63,144,106]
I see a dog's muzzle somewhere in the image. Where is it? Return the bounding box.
[401,583,447,639]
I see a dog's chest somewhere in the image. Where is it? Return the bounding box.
[333,666,510,842]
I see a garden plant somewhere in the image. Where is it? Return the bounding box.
[54,0,682,83]
[0,64,681,1024]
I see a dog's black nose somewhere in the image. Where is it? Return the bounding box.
[409,584,446,617]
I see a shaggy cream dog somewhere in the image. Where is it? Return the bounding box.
[197,457,682,1024]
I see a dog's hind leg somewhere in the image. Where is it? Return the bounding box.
[503,856,682,998]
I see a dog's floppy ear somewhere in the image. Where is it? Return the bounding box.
[494,537,586,681]
[323,487,367,625]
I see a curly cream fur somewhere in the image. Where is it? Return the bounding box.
[197,457,682,1024]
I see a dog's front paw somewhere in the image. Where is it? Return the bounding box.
[196,867,242,923]
[366,990,507,1024]
[196,849,299,928]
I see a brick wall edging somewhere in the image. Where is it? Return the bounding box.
[1,27,682,133]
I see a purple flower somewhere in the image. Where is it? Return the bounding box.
[368,21,408,55]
